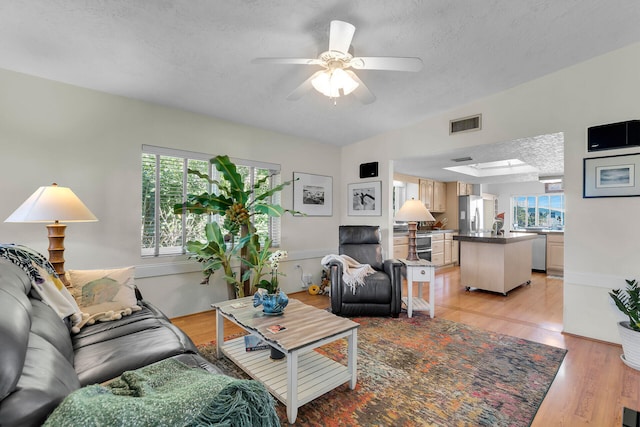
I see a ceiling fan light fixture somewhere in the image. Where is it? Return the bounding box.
[342,70,360,95]
[311,71,332,96]
[334,68,359,95]
[311,68,359,98]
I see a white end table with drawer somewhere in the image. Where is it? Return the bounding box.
[400,259,436,318]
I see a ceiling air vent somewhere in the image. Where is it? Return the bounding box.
[451,156,473,163]
[450,114,482,135]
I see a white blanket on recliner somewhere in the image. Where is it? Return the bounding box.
[321,254,376,294]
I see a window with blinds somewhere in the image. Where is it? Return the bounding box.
[141,145,282,257]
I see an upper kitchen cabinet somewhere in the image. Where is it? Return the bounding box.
[419,179,434,210]
[396,174,447,213]
[420,178,448,213]
[433,181,447,212]
[456,181,474,196]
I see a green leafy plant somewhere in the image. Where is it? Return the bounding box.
[174,155,298,298]
[609,279,640,331]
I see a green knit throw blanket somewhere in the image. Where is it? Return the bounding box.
[44,358,279,427]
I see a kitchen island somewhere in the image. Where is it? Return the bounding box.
[454,232,537,295]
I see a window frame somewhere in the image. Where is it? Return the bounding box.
[141,145,281,257]
[511,193,565,229]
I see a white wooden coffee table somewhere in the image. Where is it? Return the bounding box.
[212,297,359,424]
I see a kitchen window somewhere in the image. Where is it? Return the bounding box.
[511,194,564,229]
[141,145,281,257]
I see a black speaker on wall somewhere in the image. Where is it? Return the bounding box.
[588,120,640,152]
[359,162,378,178]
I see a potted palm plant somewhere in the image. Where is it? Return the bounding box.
[609,279,640,369]
[174,155,297,298]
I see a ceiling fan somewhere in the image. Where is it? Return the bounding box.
[252,20,423,104]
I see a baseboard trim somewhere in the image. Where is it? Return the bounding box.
[136,248,334,279]
[564,270,628,290]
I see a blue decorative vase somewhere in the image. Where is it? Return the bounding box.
[253,290,289,315]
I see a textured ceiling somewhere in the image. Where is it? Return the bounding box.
[394,133,565,184]
[1,1,639,182]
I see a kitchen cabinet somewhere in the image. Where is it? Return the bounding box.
[456,181,473,196]
[396,174,445,213]
[431,233,444,266]
[456,233,535,295]
[457,181,468,196]
[419,179,434,210]
[444,232,454,265]
[393,234,409,259]
[546,233,564,276]
[452,239,459,264]
[432,181,447,212]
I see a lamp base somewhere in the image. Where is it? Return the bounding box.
[406,221,420,261]
[406,252,420,261]
[46,222,69,286]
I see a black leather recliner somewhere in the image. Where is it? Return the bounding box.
[328,225,402,317]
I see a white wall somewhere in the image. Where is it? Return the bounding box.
[0,68,342,317]
[340,41,640,344]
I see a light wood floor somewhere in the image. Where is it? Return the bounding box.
[172,266,640,426]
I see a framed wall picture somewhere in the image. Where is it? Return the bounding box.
[347,181,382,216]
[293,172,332,216]
[583,153,640,198]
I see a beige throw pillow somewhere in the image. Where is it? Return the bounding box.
[68,267,141,330]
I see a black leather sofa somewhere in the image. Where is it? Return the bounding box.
[0,258,222,426]
[328,225,403,317]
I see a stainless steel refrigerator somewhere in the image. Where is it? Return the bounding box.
[458,195,484,234]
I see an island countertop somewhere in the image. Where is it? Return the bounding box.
[454,232,537,244]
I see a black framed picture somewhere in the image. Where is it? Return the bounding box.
[347,181,382,216]
[292,172,332,216]
[583,153,640,198]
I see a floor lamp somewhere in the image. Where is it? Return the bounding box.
[395,198,435,261]
[5,183,98,284]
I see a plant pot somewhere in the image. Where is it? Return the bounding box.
[253,290,289,315]
[618,321,640,369]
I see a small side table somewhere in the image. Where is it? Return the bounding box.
[400,259,436,318]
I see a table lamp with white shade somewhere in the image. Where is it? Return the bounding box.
[395,198,435,261]
[5,183,98,284]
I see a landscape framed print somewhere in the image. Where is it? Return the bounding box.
[583,153,640,198]
[293,172,332,216]
[347,181,382,216]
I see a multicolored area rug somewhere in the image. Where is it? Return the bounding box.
[198,315,566,426]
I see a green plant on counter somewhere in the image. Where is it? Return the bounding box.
[609,279,640,331]
[174,155,298,298]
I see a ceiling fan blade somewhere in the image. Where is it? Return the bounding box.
[346,71,376,104]
[350,56,423,72]
[329,20,356,54]
[252,57,324,66]
[286,71,324,101]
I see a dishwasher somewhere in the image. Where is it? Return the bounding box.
[532,234,547,272]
